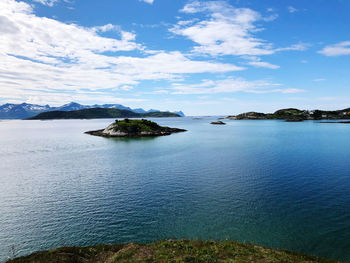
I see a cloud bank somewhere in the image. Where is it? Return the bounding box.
[0,0,244,105]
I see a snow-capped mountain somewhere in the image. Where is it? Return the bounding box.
[0,103,51,119]
[54,102,86,111]
[0,102,185,119]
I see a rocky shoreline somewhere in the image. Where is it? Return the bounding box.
[6,239,340,263]
[226,107,350,121]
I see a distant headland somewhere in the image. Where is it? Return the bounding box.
[226,108,350,121]
[85,119,186,137]
[28,108,182,120]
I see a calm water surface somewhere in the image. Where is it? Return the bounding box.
[0,118,350,261]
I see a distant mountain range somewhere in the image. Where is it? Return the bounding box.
[0,102,185,119]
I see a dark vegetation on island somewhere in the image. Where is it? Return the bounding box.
[320,121,350,124]
[28,108,181,120]
[226,108,350,121]
[85,119,186,138]
[6,239,341,263]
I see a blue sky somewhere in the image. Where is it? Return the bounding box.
[0,0,349,115]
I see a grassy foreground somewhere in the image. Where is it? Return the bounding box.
[7,239,341,263]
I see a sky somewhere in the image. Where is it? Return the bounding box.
[0,0,349,115]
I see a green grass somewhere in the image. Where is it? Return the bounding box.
[7,239,342,263]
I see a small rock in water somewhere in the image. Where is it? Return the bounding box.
[210,121,226,125]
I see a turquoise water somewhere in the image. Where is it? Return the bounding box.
[0,118,350,262]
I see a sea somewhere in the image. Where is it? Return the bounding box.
[0,117,350,261]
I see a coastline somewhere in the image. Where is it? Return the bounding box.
[6,239,341,263]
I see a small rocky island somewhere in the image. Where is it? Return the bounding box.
[85,119,186,137]
[211,121,226,125]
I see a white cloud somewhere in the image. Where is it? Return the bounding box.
[275,43,309,52]
[313,78,326,82]
[119,85,134,91]
[243,56,279,69]
[170,78,304,95]
[113,51,243,77]
[32,0,58,6]
[287,6,298,13]
[92,24,120,33]
[319,41,350,56]
[0,0,243,105]
[260,88,306,94]
[248,61,280,69]
[172,1,273,57]
[170,1,307,60]
[263,14,278,22]
[2,87,147,107]
[1,0,32,13]
[139,0,154,4]
[32,0,72,7]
